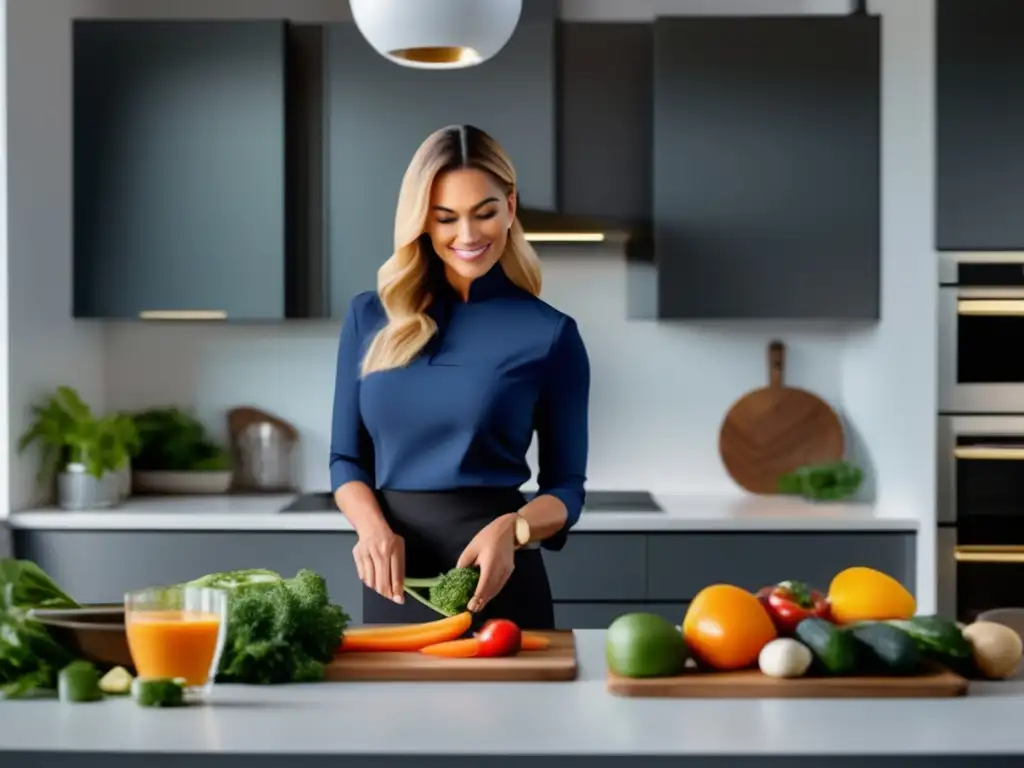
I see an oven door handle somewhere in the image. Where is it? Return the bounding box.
[957,288,1024,316]
[954,445,1024,460]
[956,546,1024,563]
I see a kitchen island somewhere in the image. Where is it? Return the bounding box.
[5,494,924,628]
[0,630,1021,767]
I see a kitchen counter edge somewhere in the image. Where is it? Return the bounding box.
[4,493,919,532]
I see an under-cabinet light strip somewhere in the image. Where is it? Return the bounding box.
[523,232,606,243]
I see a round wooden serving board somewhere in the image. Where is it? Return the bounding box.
[718,340,845,494]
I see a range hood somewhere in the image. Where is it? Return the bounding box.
[517,206,652,261]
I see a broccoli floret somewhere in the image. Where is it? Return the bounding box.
[185,568,350,685]
[403,567,480,617]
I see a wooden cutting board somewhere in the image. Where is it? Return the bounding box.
[607,666,969,699]
[718,340,845,494]
[326,631,577,682]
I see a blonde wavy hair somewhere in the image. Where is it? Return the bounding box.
[360,125,542,376]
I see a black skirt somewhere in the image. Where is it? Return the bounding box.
[361,487,555,630]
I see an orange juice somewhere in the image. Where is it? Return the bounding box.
[126,610,223,686]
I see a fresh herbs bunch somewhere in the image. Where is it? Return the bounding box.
[17,386,139,483]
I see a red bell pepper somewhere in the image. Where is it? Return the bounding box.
[756,580,830,634]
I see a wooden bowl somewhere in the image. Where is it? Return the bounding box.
[28,604,134,672]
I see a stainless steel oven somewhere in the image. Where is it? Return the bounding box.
[939,252,1024,413]
[938,415,1024,622]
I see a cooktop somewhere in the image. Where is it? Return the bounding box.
[279,490,662,514]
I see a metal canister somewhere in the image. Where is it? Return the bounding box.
[235,420,298,491]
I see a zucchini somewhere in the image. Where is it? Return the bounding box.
[131,677,187,708]
[794,617,858,675]
[886,616,972,660]
[886,615,975,676]
[99,666,134,695]
[849,622,921,675]
[58,661,103,703]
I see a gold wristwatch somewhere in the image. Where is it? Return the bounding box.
[513,513,532,548]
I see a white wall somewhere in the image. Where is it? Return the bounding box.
[6,0,939,609]
[104,253,850,494]
[840,0,938,614]
[6,0,108,514]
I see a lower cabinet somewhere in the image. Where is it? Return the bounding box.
[13,531,365,622]
[13,530,916,629]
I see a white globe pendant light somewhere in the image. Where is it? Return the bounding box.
[349,0,523,70]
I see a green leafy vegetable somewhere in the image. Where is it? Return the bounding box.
[131,406,231,472]
[404,567,480,617]
[185,568,349,684]
[0,558,81,699]
[0,559,79,611]
[777,460,864,501]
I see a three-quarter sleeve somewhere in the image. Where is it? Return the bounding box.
[329,298,375,492]
[534,316,590,550]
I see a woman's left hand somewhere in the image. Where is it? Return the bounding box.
[456,513,518,613]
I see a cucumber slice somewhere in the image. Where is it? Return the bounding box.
[58,661,103,703]
[131,677,187,708]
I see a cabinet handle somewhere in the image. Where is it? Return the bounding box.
[955,546,1024,564]
[138,310,228,321]
[954,445,1024,460]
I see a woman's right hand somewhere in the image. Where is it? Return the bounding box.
[352,523,405,603]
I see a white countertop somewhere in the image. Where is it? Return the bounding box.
[5,492,918,532]
[0,630,1018,758]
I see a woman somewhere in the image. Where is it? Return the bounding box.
[329,125,590,629]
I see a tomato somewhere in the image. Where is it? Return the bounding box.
[476,619,522,657]
[682,584,777,670]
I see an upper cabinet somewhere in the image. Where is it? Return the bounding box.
[73,21,288,320]
[650,15,881,320]
[324,2,557,315]
[557,23,652,224]
[936,0,1024,251]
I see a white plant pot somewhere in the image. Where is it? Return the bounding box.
[132,470,234,495]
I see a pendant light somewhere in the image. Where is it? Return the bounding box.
[349,0,523,70]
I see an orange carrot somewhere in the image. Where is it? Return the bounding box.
[420,638,482,658]
[337,612,473,652]
[520,632,551,651]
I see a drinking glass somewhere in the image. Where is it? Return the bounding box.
[125,585,229,699]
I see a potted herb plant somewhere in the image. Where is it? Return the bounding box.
[18,386,140,509]
[130,407,233,494]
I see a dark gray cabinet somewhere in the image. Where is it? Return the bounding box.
[557,23,652,223]
[937,0,1024,250]
[650,16,881,320]
[645,532,916,602]
[324,3,557,315]
[73,21,288,320]
[14,529,915,630]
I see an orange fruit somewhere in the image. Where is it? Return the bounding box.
[682,584,777,670]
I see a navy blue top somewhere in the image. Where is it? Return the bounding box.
[329,262,590,544]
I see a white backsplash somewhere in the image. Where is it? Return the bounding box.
[103,252,852,494]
